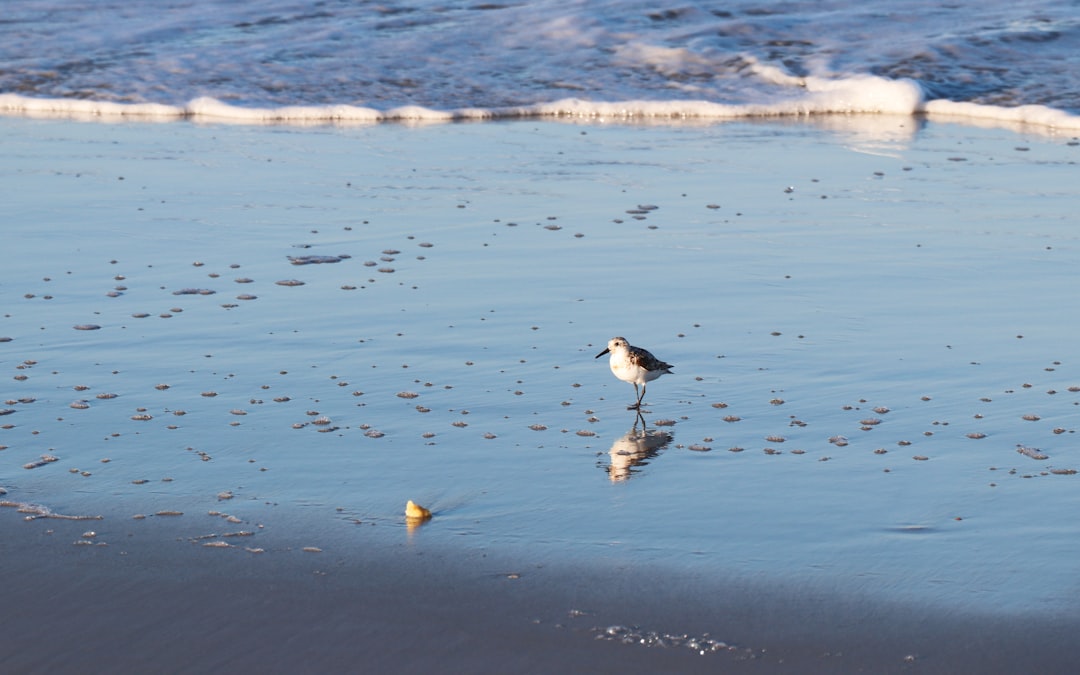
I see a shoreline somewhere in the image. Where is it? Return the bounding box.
[4,114,1080,673]
[2,92,1080,136]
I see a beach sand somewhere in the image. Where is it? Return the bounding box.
[3,516,1077,674]
[3,113,1080,673]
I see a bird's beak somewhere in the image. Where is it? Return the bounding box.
[595,347,610,359]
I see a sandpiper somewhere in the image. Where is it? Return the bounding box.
[595,336,673,409]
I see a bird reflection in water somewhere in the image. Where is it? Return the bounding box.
[603,412,673,482]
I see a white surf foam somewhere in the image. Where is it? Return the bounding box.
[3,76,1078,135]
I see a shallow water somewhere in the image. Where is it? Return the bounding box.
[3,0,1080,116]
[3,116,1080,622]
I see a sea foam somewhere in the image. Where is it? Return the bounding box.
[2,75,1078,133]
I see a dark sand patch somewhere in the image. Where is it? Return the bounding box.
[2,515,1078,674]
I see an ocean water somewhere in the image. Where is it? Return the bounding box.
[1,0,1079,128]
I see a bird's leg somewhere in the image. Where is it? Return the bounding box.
[628,383,642,410]
[637,383,647,408]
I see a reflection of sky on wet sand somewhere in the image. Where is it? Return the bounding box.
[3,117,1080,617]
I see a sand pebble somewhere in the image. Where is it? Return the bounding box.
[73,324,101,330]
[288,255,342,265]
[275,279,305,286]
[1017,445,1048,460]
[23,455,59,469]
[172,288,216,295]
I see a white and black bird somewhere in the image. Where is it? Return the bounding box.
[595,336,673,409]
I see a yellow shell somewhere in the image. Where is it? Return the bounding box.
[405,500,432,520]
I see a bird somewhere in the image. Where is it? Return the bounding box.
[595,336,673,410]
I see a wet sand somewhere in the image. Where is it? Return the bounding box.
[3,515,1078,674]
[3,114,1080,673]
